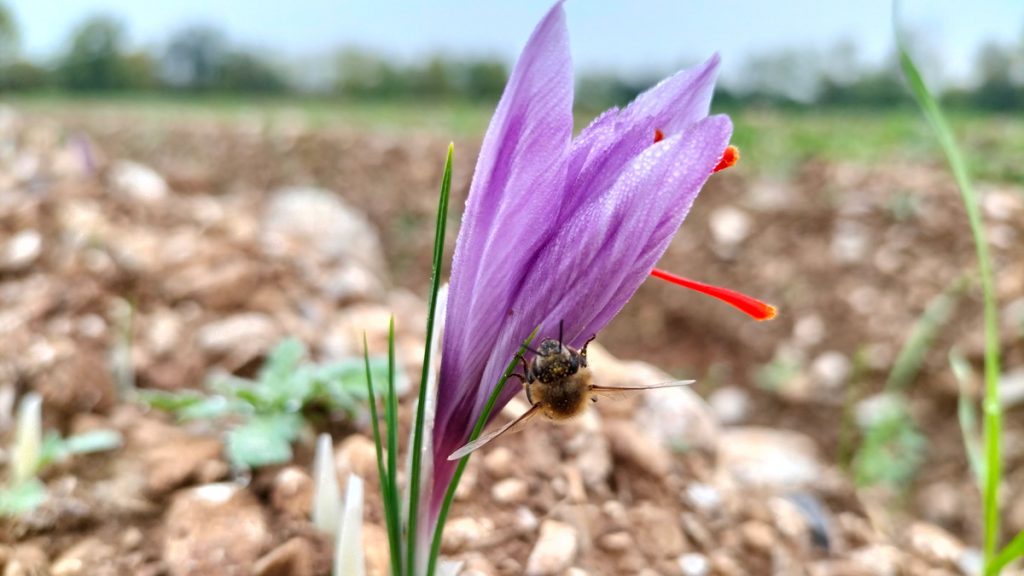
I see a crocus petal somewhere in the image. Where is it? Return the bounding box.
[564,55,720,214]
[475,115,733,411]
[574,115,733,339]
[433,1,573,519]
[619,53,720,134]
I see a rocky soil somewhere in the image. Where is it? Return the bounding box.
[0,105,1022,575]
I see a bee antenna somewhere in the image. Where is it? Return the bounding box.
[522,345,541,356]
[558,320,564,353]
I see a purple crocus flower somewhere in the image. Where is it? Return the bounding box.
[430,1,767,527]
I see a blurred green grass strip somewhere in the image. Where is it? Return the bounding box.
[897,19,1011,573]
[8,94,1024,183]
[886,278,965,392]
[950,348,985,487]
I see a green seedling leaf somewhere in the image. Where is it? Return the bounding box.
[278,365,317,408]
[852,401,927,490]
[63,430,123,456]
[226,412,304,469]
[137,389,207,412]
[37,431,65,471]
[259,338,307,389]
[179,395,244,421]
[0,479,47,517]
[208,373,258,397]
[36,429,123,470]
[315,357,390,408]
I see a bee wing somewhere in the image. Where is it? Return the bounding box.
[588,380,695,400]
[447,403,543,461]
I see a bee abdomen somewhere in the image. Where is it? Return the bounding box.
[537,374,590,420]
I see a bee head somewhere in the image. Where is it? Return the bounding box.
[532,338,583,384]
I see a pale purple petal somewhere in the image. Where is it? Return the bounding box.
[619,53,720,134]
[432,1,573,518]
[572,115,733,339]
[562,55,720,216]
[490,115,732,382]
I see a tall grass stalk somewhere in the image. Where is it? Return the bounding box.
[896,16,1013,573]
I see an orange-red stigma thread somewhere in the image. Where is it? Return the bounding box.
[712,145,740,173]
[653,128,665,143]
[650,268,777,321]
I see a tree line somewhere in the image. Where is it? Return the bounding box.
[1,5,1023,112]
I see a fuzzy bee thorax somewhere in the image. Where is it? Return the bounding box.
[529,338,585,384]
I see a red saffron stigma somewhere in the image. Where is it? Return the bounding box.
[653,129,665,143]
[712,145,740,173]
[650,267,777,321]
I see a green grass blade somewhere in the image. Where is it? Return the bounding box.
[408,143,453,576]
[885,278,963,392]
[950,348,985,488]
[385,317,401,571]
[427,327,540,576]
[988,530,1024,576]
[363,334,400,576]
[896,21,1003,565]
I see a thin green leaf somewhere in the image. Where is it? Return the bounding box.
[316,357,390,406]
[886,278,963,392]
[897,23,1003,564]
[178,395,244,421]
[225,412,303,469]
[0,479,47,517]
[37,431,65,470]
[136,389,207,412]
[63,430,123,456]
[950,348,985,488]
[410,142,453,576]
[988,531,1024,576]
[363,333,401,576]
[851,402,926,489]
[427,326,539,576]
[385,317,401,572]
[259,338,307,388]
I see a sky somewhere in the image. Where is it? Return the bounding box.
[6,1,1024,86]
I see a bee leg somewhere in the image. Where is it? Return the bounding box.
[580,335,597,355]
[517,354,532,382]
[580,334,598,366]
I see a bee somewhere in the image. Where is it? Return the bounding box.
[448,321,692,460]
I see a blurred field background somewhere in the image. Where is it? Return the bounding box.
[3,1,1024,178]
[3,1,1024,574]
